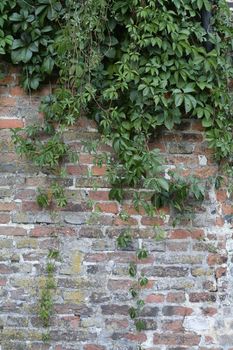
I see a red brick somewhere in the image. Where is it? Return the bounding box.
[0,97,16,106]
[96,202,119,214]
[89,191,110,201]
[10,86,26,96]
[222,204,233,215]
[0,227,26,236]
[124,333,147,342]
[79,154,95,164]
[141,216,164,226]
[189,292,216,302]
[114,216,138,226]
[215,267,227,278]
[66,165,88,176]
[153,333,200,346]
[145,294,165,303]
[194,166,218,178]
[170,229,204,239]
[166,292,185,303]
[122,203,145,215]
[216,217,224,226]
[92,165,107,176]
[207,254,227,265]
[30,226,75,237]
[202,307,217,316]
[0,75,14,85]
[0,118,23,128]
[216,189,228,202]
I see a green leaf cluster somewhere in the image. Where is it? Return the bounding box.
[0,0,64,89]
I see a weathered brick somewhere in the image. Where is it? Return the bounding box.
[95,202,119,214]
[0,227,26,236]
[189,292,217,303]
[166,292,185,303]
[84,345,106,350]
[0,118,23,128]
[153,333,200,346]
[162,306,193,316]
[170,229,204,239]
[207,254,227,265]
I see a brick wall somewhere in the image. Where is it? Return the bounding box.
[0,63,233,350]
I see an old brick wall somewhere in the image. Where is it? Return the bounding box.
[0,64,233,350]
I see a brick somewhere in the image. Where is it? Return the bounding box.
[153,333,200,346]
[215,267,227,278]
[0,96,17,106]
[162,306,193,316]
[30,226,75,237]
[101,304,129,315]
[207,254,227,265]
[9,86,26,96]
[143,266,189,278]
[170,229,204,239]
[95,202,119,214]
[202,307,217,316]
[141,216,164,226]
[0,213,10,223]
[0,118,23,128]
[66,164,88,176]
[189,292,217,302]
[79,154,95,164]
[84,345,106,350]
[161,320,184,331]
[124,333,147,342]
[0,227,26,236]
[91,165,107,176]
[216,189,228,202]
[113,216,138,226]
[145,294,165,303]
[89,191,110,201]
[0,203,16,211]
[166,292,185,303]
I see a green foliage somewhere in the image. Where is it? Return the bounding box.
[117,231,132,249]
[39,249,59,332]
[6,0,233,209]
[0,0,64,89]
[39,288,53,328]
[151,172,205,212]
[36,182,67,209]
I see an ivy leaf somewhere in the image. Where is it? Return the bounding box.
[174,93,183,107]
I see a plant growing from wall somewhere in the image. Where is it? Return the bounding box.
[39,249,59,342]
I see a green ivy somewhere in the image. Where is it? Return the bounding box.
[0,0,64,90]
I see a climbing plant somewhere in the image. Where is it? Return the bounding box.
[7,0,232,207]
[0,0,233,340]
